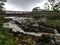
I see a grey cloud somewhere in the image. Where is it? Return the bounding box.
[6,0,45,11]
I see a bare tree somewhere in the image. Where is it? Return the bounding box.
[48,0,60,11]
[0,0,7,14]
[44,2,49,11]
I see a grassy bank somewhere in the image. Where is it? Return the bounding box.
[47,20,60,26]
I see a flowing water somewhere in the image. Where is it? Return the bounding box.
[54,29,59,34]
[4,17,60,36]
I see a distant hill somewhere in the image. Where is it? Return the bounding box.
[2,11,60,17]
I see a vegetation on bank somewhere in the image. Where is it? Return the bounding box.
[0,17,12,23]
[0,17,15,45]
[47,20,60,26]
[0,26,15,45]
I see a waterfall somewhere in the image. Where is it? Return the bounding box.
[54,29,59,34]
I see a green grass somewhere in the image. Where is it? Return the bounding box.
[47,20,60,26]
[0,17,15,45]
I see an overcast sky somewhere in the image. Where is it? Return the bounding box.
[4,0,48,11]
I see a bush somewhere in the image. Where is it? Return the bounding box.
[33,16,41,19]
